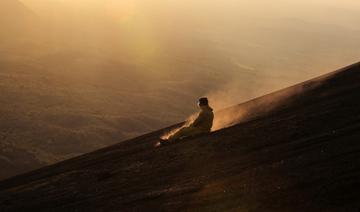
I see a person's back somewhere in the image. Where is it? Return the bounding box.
[191,104,214,133]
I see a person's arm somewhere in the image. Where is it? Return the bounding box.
[191,111,205,127]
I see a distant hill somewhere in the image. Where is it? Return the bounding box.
[0,62,359,211]
[0,56,199,181]
[0,0,35,40]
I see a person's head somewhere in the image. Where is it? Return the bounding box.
[198,97,209,107]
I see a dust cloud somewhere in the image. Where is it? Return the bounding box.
[160,114,197,140]
[162,64,339,137]
[208,74,327,131]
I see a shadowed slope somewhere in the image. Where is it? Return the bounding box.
[0,62,360,211]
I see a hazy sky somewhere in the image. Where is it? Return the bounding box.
[14,0,360,101]
[20,0,360,59]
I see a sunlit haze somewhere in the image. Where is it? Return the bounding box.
[17,0,360,93]
[0,0,359,179]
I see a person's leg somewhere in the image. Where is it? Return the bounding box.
[168,126,197,142]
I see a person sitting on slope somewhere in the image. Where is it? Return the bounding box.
[160,97,214,145]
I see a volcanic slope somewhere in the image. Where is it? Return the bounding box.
[0,62,360,211]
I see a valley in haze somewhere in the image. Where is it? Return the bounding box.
[0,0,359,180]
